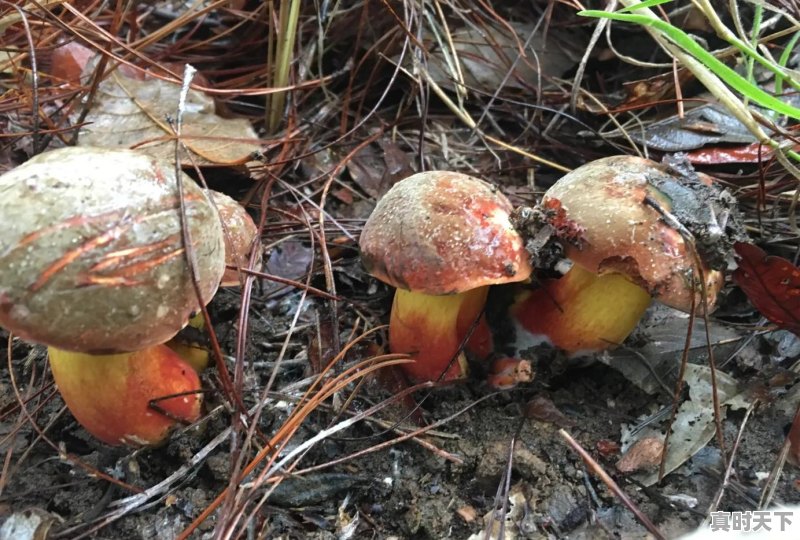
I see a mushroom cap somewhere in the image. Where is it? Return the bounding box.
[0,147,225,353]
[543,156,722,312]
[207,190,262,287]
[360,171,532,295]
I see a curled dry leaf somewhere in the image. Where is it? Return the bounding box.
[52,43,260,165]
[627,102,763,152]
[616,436,664,473]
[733,242,800,336]
[525,395,574,427]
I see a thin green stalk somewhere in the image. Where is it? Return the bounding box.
[776,31,800,98]
[579,10,800,120]
[743,2,762,106]
[267,0,302,133]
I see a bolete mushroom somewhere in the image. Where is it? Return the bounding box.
[0,147,226,445]
[511,155,741,355]
[166,190,262,372]
[360,171,532,383]
[207,190,262,287]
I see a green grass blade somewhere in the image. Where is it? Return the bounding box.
[579,10,800,120]
[776,31,800,97]
[618,0,673,13]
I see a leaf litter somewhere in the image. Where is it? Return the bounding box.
[2,1,800,539]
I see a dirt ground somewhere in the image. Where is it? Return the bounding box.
[2,1,800,539]
[3,285,800,538]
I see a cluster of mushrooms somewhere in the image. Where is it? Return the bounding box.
[0,147,742,446]
[360,156,743,387]
[0,147,260,446]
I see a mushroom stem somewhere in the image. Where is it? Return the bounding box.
[166,312,210,373]
[389,286,489,383]
[48,345,202,446]
[511,264,652,355]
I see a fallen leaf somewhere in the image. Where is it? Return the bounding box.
[53,44,261,166]
[525,395,574,426]
[628,364,750,486]
[596,439,620,458]
[0,508,62,540]
[616,436,664,473]
[420,22,581,95]
[733,242,800,336]
[265,240,313,283]
[628,103,763,152]
[602,304,743,395]
[685,143,777,165]
[345,139,414,199]
[788,409,800,468]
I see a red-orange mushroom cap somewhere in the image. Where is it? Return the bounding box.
[511,155,743,355]
[360,170,532,383]
[537,155,725,312]
[360,170,532,294]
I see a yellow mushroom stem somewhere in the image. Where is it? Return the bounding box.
[389,286,492,383]
[512,264,652,355]
[166,312,210,374]
[48,345,202,446]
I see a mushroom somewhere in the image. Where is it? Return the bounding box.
[166,190,262,372]
[0,147,226,445]
[511,155,739,355]
[360,171,532,383]
[207,190,262,287]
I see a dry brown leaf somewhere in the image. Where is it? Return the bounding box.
[616,436,664,473]
[77,59,260,166]
[622,364,751,486]
[420,21,580,95]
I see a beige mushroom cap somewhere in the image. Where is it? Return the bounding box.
[0,147,225,353]
[208,190,262,287]
[543,156,723,312]
[360,171,532,295]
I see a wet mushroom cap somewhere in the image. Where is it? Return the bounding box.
[542,156,722,312]
[0,147,225,353]
[360,171,532,294]
[208,190,262,287]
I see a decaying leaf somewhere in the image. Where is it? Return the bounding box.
[621,364,750,487]
[685,142,777,165]
[733,242,800,336]
[52,43,260,165]
[417,21,580,95]
[467,482,534,540]
[345,139,415,199]
[525,395,573,426]
[628,103,763,152]
[78,64,260,165]
[0,508,62,540]
[616,436,664,473]
[603,304,743,395]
